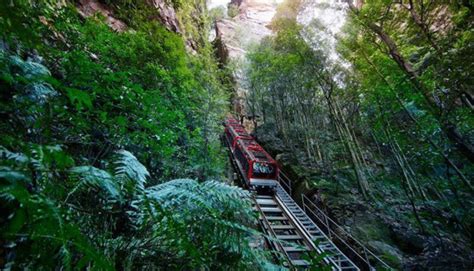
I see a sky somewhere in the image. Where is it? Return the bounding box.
[298,0,348,63]
[207,0,231,9]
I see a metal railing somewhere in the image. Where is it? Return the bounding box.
[278,171,392,270]
[278,171,292,196]
[301,194,392,270]
[276,183,357,270]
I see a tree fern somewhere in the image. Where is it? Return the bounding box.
[1,147,272,269]
[114,150,149,192]
[0,172,113,270]
[68,166,121,202]
[133,179,267,269]
[0,146,30,166]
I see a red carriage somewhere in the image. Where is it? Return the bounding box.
[224,117,279,190]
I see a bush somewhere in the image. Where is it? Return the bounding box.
[228,4,240,18]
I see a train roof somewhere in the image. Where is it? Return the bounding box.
[236,138,276,164]
[224,117,240,125]
[226,123,250,137]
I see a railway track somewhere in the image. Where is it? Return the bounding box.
[227,144,358,270]
[254,187,359,270]
[255,193,315,268]
[224,131,390,270]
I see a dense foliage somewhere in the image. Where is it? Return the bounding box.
[246,0,473,268]
[339,0,474,238]
[0,1,272,269]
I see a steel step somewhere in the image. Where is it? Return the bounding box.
[260,207,282,213]
[259,184,361,271]
[257,198,276,204]
[265,216,287,221]
[283,246,310,252]
[257,199,278,206]
[291,260,310,266]
[277,235,302,240]
[271,225,294,230]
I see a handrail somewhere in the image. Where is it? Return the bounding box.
[278,171,292,196]
[276,184,350,270]
[301,194,392,270]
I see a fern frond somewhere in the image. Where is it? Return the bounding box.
[59,245,72,271]
[114,150,149,192]
[143,179,255,226]
[145,179,210,211]
[0,146,30,165]
[0,166,31,186]
[69,166,121,201]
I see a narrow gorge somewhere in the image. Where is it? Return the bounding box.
[1,0,473,270]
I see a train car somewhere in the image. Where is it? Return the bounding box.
[224,117,240,126]
[224,120,252,151]
[233,138,279,191]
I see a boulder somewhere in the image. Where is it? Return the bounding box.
[403,237,474,270]
[368,241,403,269]
[9,56,50,80]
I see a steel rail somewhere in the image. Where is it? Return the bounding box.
[301,194,392,270]
[254,196,295,268]
[223,132,392,270]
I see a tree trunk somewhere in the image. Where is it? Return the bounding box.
[348,2,474,163]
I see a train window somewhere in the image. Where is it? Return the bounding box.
[253,151,269,161]
[226,132,233,145]
[235,147,249,173]
[252,162,275,178]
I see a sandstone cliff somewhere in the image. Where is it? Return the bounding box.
[214,0,280,126]
[77,0,180,34]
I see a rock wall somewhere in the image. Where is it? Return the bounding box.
[214,0,280,130]
[77,0,180,34]
[145,0,181,33]
[77,0,127,32]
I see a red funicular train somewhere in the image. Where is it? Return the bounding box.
[224,116,279,191]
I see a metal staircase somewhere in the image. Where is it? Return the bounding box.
[226,135,392,270]
[255,194,314,268]
[276,185,359,270]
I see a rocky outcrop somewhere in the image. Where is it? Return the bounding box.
[145,0,181,33]
[214,0,279,128]
[77,0,181,34]
[77,0,127,32]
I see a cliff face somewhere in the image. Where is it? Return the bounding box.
[145,0,181,33]
[77,0,127,32]
[77,0,180,34]
[216,0,277,63]
[215,0,280,126]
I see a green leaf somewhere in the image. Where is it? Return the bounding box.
[6,208,26,235]
[66,88,92,110]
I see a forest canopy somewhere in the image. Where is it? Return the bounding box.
[0,1,273,269]
[0,0,473,270]
[246,0,473,268]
